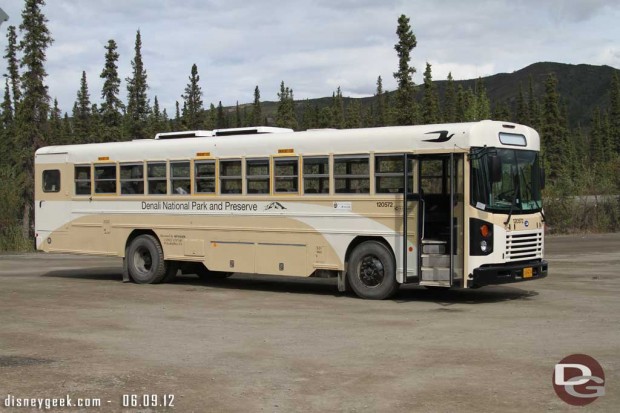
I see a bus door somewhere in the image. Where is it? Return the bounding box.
[35,152,70,251]
[415,154,465,287]
[401,154,419,283]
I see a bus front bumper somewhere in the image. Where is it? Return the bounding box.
[469,259,548,288]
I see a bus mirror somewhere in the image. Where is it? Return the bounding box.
[540,167,546,190]
[488,155,502,183]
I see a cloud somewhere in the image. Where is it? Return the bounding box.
[1,0,619,117]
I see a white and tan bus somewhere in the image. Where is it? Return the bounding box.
[34,120,548,299]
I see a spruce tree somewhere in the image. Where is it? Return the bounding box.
[375,76,387,126]
[173,101,182,130]
[0,79,14,159]
[100,39,124,139]
[234,101,241,128]
[443,72,456,123]
[150,95,165,134]
[541,73,570,182]
[216,101,226,129]
[462,87,477,121]
[515,83,529,125]
[275,81,297,130]
[73,71,92,142]
[4,25,21,111]
[475,78,491,119]
[250,86,262,126]
[609,72,620,153]
[48,98,62,145]
[1,78,13,128]
[331,87,345,128]
[493,100,512,122]
[421,62,439,124]
[206,103,217,130]
[181,63,203,130]
[126,30,150,139]
[16,0,53,238]
[300,100,318,130]
[393,14,417,125]
[318,106,333,128]
[345,99,362,129]
[455,84,467,122]
[527,75,541,131]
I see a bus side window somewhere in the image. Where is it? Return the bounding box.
[375,155,415,194]
[170,161,190,195]
[75,165,91,195]
[334,155,369,194]
[94,164,117,194]
[274,157,299,194]
[43,170,61,193]
[195,160,216,194]
[246,158,270,194]
[220,159,242,194]
[147,162,167,195]
[303,156,329,194]
[120,163,144,195]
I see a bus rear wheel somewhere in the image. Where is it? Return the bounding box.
[127,235,168,284]
[347,241,399,300]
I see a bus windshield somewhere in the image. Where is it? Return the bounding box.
[471,147,542,214]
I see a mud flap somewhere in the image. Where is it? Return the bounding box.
[122,257,131,283]
[337,270,348,292]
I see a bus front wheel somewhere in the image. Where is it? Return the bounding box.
[127,235,168,284]
[347,241,399,300]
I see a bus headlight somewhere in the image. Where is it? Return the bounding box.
[470,218,493,256]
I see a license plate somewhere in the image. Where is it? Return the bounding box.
[523,267,533,278]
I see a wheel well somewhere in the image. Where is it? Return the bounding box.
[344,236,395,269]
[125,229,159,256]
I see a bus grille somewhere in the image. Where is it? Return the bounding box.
[506,230,543,261]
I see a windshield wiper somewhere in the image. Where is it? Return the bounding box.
[503,171,521,226]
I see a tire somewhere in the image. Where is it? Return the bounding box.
[194,263,233,280]
[126,235,168,284]
[347,241,399,300]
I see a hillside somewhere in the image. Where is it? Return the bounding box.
[255,62,620,129]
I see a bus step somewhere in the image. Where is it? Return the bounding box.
[421,266,450,281]
[420,280,451,288]
[421,254,450,268]
[422,240,446,254]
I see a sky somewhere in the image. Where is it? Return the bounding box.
[1,0,619,115]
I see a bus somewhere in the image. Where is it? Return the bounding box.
[34,120,548,299]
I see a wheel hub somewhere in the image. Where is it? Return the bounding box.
[359,255,384,287]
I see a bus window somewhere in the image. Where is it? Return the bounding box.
[303,156,329,194]
[220,159,242,194]
[274,158,298,194]
[246,158,270,194]
[43,170,61,193]
[421,159,445,194]
[195,160,216,194]
[120,163,144,195]
[170,161,190,195]
[74,165,91,195]
[94,164,117,194]
[334,156,369,194]
[375,155,414,194]
[147,162,167,195]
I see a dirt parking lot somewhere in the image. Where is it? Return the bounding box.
[1,234,619,412]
